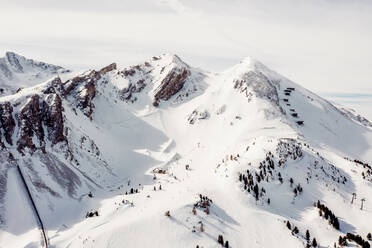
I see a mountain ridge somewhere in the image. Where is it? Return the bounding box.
[0,53,371,248]
[0,51,70,96]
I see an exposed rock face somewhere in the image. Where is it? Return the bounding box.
[6,52,24,72]
[117,64,149,103]
[0,102,16,146]
[13,63,117,154]
[187,109,209,124]
[0,82,66,155]
[153,67,190,106]
[42,77,64,94]
[63,70,100,119]
[41,94,65,145]
[120,79,146,102]
[63,64,116,119]
[17,95,45,154]
[99,63,117,75]
[81,80,96,118]
[234,70,279,106]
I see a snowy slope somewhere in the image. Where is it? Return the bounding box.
[0,54,371,248]
[0,51,70,96]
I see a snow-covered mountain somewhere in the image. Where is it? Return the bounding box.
[0,52,70,96]
[0,54,371,248]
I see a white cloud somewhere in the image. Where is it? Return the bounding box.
[158,0,194,14]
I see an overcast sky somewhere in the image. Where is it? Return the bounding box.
[1,0,371,118]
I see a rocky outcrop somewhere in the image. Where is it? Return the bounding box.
[42,77,64,94]
[63,64,116,119]
[6,52,24,72]
[234,70,279,106]
[0,102,16,146]
[17,95,45,154]
[187,109,209,124]
[80,80,96,118]
[116,64,149,103]
[41,94,65,145]
[63,70,99,119]
[120,79,146,102]
[99,63,117,75]
[1,85,66,154]
[153,67,190,106]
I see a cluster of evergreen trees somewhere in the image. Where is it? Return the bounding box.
[238,147,306,202]
[194,194,213,214]
[354,159,372,181]
[125,187,140,195]
[316,200,340,230]
[238,152,278,201]
[217,234,229,248]
[286,220,299,235]
[353,159,371,169]
[195,194,213,208]
[153,185,162,191]
[338,233,371,248]
[293,181,303,197]
[344,157,371,181]
[286,221,317,247]
[85,210,99,218]
[276,139,303,164]
[239,170,266,201]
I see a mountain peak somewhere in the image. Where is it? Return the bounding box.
[3,51,65,71]
[226,56,270,76]
[5,51,21,58]
[0,51,70,96]
[152,53,189,68]
[5,51,25,72]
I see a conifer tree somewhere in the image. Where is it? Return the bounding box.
[192,207,197,215]
[312,238,317,247]
[224,240,229,248]
[333,217,340,230]
[254,184,259,200]
[217,235,224,245]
